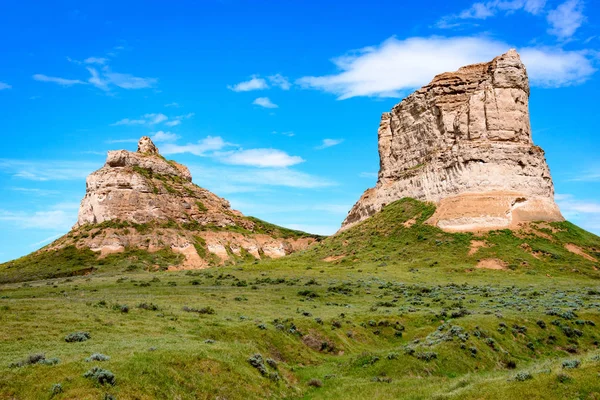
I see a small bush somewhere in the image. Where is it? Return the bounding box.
[416,351,438,361]
[83,367,116,386]
[65,332,91,342]
[248,354,268,376]
[562,359,581,369]
[182,306,215,315]
[138,303,159,311]
[50,383,63,396]
[308,378,323,388]
[86,353,110,362]
[556,373,572,383]
[9,353,58,368]
[514,371,533,381]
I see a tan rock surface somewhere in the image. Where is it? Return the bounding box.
[50,137,321,269]
[341,50,563,232]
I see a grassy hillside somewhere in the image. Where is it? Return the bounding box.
[1,199,599,399]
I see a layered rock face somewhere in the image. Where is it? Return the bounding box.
[342,50,563,232]
[52,137,320,268]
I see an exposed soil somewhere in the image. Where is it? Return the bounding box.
[476,258,507,270]
[565,244,597,262]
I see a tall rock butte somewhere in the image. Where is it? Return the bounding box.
[341,50,563,232]
[46,136,320,269]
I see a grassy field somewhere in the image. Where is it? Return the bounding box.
[1,199,600,399]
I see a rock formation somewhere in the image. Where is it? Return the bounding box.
[47,137,320,268]
[341,50,563,232]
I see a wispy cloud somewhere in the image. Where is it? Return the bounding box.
[252,97,278,108]
[165,102,180,107]
[0,159,97,181]
[84,56,108,65]
[110,118,147,126]
[228,76,269,92]
[103,71,157,89]
[268,74,291,90]
[316,139,344,149]
[188,165,336,192]
[29,233,64,248]
[105,138,139,144]
[556,194,600,233]
[359,172,378,178]
[297,36,597,99]
[218,149,304,168]
[440,0,546,25]
[0,81,11,90]
[161,136,231,156]
[151,131,180,143]
[164,112,194,127]
[10,187,60,196]
[0,202,79,231]
[547,0,585,39]
[33,74,86,86]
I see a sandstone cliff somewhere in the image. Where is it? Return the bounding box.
[342,50,563,232]
[46,137,320,269]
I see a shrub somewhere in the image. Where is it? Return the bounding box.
[138,302,159,311]
[308,378,323,388]
[9,353,59,368]
[50,383,63,396]
[562,359,581,369]
[514,371,533,381]
[266,358,278,369]
[536,320,546,329]
[416,351,438,361]
[182,306,215,315]
[248,354,268,376]
[65,332,91,342]
[83,367,116,386]
[86,353,110,362]
[556,373,572,383]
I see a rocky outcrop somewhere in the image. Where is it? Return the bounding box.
[342,50,563,232]
[51,137,321,268]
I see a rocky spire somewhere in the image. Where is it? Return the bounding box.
[341,50,563,232]
[137,136,159,155]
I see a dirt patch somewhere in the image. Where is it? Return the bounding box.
[469,240,488,256]
[323,255,345,262]
[170,244,209,270]
[565,244,597,262]
[302,332,336,353]
[515,223,554,241]
[403,217,418,228]
[476,258,507,270]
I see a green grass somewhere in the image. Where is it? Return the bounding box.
[1,199,599,399]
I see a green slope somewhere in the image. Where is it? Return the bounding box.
[1,199,600,399]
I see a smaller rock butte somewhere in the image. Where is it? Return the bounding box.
[45,136,319,269]
[341,49,564,232]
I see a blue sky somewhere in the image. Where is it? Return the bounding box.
[0,0,599,262]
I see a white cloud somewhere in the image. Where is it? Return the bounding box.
[0,81,11,90]
[438,0,546,27]
[104,71,157,89]
[164,112,194,127]
[297,36,597,99]
[10,187,59,196]
[84,57,108,65]
[144,113,168,125]
[188,165,336,191]
[151,131,180,143]
[0,202,78,231]
[0,159,97,181]
[33,74,86,86]
[111,113,170,126]
[87,67,109,91]
[252,97,278,108]
[284,224,337,236]
[359,172,378,178]
[268,74,291,90]
[272,131,295,137]
[316,139,344,149]
[110,118,147,126]
[520,47,596,87]
[228,76,269,92]
[29,233,64,248]
[105,138,138,144]
[547,0,585,39]
[556,194,600,234]
[161,136,230,156]
[219,149,304,168]
[165,102,180,107]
